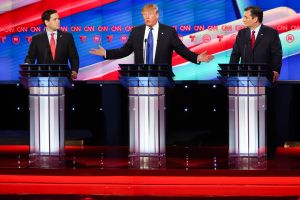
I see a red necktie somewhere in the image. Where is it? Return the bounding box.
[251,30,255,49]
[50,32,56,60]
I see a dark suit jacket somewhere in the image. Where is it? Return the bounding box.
[25,30,79,72]
[106,23,198,66]
[230,24,282,73]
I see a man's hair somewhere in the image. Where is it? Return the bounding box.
[244,6,263,23]
[41,9,57,24]
[142,4,159,14]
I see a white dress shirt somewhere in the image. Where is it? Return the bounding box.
[46,29,57,45]
[251,24,261,39]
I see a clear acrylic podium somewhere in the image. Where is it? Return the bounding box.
[119,64,174,169]
[20,64,71,168]
[218,63,273,169]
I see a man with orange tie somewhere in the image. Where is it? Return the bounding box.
[25,9,79,79]
[230,6,282,83]
[89,4,213,66]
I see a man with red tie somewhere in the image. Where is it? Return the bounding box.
[229,6,283,158]
[25,9,79,79]
[89,4,213,66]
[230,6,282,83]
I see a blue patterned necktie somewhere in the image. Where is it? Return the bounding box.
[146,27,153,64]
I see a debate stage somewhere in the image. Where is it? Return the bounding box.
[1,145,300,199]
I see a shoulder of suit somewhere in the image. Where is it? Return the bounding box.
[132,24,145,31]
[238,27,248,33]
[158,23,174,31]
[31,31,46,39]
[57,30,72,36]
[261,24,278,33]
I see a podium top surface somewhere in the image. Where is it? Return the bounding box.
[119,64,174,74]
[20,64,70,71]
[218,63,270,70]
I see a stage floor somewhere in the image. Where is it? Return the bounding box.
[0,145,300,199]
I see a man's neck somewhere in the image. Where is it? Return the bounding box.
[147,21,158,28]
[250,23,261,31]
[46,27,57,33]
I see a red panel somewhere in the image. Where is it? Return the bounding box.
[0,175,300,196]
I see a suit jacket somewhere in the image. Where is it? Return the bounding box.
[25,30,79,72]
[230,24,282,73]
[106,23,198,66]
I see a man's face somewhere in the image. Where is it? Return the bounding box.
[45,13,60,31]
[142,9,159,27]
[242,10,258,29]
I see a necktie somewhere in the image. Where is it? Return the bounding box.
[50,32,56,60]
[146,27,153,64]
[251,30,255,49]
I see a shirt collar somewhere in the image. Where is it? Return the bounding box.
[147,21,159,30]
[251,24,261,34]
[46,28,58,36]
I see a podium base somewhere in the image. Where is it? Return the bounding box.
[228,155,267,170]
[129,153,166,169]
[29,153,65,169]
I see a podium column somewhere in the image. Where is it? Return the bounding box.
[118,64,174,169]
[218,63,272,169]
[29,82,65,168]
[20,64,71,168]
[128,86,166,169]
[228,85,267,169]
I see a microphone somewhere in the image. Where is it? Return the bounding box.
[144,39,147,64]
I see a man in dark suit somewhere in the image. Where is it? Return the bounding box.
[25,9,79,79]
[230,6,283,158]
[89,4,213,65]
[230,6,282,82]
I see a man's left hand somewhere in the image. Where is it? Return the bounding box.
[71,71,78,80]
[272,71,279,83]
[197,51,214,63]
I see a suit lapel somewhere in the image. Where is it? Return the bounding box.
[155,23,164,63]
[42,32,53,62]
[245,28,251,51]
[55,30,63,62]
[254,25,264,49]
[137,25,145,63]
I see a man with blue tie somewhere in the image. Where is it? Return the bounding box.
[90,4,213,65]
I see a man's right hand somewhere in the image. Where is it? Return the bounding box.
[89,45,106,57]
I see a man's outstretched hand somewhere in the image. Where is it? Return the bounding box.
[197,51,214,63]
[89,45,106,57]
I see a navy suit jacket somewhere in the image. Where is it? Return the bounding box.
[230,24,282,73]
[25,30,79,72]
[106,23,198,66]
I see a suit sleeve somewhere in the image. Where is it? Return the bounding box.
[106,29,134,59]
[270,30,282,73]
[68,33,79,73]
[24,36,37,64]
[171,28,198,64]
[229,31,241,64]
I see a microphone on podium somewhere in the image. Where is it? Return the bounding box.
[144,39,147,63]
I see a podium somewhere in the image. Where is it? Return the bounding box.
[118,64,174,169]
[218,63,273,169]
[20,64,71,168]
